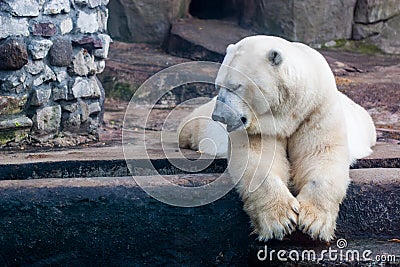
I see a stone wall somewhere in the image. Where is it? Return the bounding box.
[0,0,111,145]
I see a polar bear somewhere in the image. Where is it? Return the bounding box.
[178,36,376,241]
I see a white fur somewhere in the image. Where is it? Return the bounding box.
[181,93,376,163]
[178,98,228,157]
[178,36,376,241]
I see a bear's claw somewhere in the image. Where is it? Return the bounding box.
[297,201,336,242]
[253,195,300,241]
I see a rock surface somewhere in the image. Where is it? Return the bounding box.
[31,22,57,37]
[28,39,53,60]
[168,19,256,61]
[32,105,62,136]
[252,0,357,44]
[368,15,400,54]
[49,38,73,67]
[0,95,28,116]
[0,16,29,39]
[107,0,189,44]
[354,0,400,23]
[5,0,40,17]
[0,39,29,70]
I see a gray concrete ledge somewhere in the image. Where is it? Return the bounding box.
[0,169,398,266]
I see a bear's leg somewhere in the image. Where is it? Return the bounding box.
[230,134,300,241]
[290,141,350,241]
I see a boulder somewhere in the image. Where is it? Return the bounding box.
[252,0,357,44]
[352,22,384,40]
[354,0,400,23]
[168,19,256,62]
[107,0,189,44]
[369,15,400,54]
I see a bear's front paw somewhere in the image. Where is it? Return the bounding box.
[297,201,337,242]
[251,195,300,241]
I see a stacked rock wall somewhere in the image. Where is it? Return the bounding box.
[0,0,110,145]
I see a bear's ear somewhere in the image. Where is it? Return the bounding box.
[268,49,283,66]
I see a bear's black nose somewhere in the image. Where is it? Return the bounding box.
[212,113,226,124]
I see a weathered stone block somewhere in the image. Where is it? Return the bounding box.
[71,77,101,98]
[0,71,26,93]
[28,39,53,60]
[95,60,106,74]
[60,18,73,35]
[77,11,99,33]
[49,38,73,67]
[32,65,56,86]
[354,0,400,23]
[82,116,99,133]
[75,0,103,8]
[97,8,109,32]
[0,16,29,39]
[79,99,90,122]
[61,111,81,132]
[0,114,32,131]
[353,22,384,40]
[72,36,103,51]
[88,102,101,115]
[253,0,357,44]
[32,105,62,135]
[0,39,28,70]
[30,88,51,106]
[52,83,69,101]
[94,34,111,59]
[0,95,28,116]
[0,114,32,145]
[32,22,57,37]
[107,0,187,43]
[369,15,400,54]
[44,0,71,15]
[6,0,40,17]
[62,101,79,113]
[53,67,69,83]
[25,60,45,75]
[70,49,97,76]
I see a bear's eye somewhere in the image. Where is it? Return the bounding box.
[268,50,283,66]
[225,84,241,92]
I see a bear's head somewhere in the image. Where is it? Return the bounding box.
[212,35,336,136]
